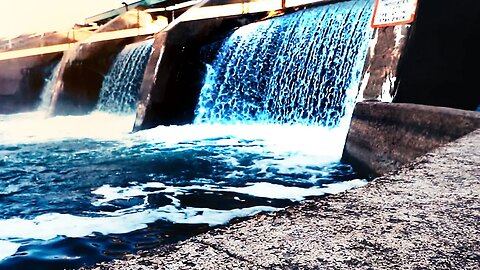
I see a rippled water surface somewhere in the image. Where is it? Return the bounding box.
[0,112,366,269]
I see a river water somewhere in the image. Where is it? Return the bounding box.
[0,112,366,269]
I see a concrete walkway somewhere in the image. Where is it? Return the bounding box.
[88,129,480,270]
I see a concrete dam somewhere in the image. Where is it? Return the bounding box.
[0,0,479,269]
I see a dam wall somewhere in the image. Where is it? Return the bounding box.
[134,0,308,130]
[133,0,378,130]
[0,24,97,113]
[134,7,269,130]
[0,10,160,115]
[1,0,412,119]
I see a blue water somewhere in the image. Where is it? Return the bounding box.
[0,1,374,269]
[196,0,372,126]
[0,115,366,270]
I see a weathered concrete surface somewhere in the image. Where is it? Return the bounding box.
[0,29,94,53]
[86,129,480,270]
[360,25,410,101]
[343,102,480,176]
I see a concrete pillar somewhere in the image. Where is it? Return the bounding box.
[359,25,411,102]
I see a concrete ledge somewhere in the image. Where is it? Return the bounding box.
[86,128,480,269]
[342,102,480,176]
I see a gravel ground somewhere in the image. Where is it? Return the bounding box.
[85,129,480,270]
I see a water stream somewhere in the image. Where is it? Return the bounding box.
[96,40,153,114]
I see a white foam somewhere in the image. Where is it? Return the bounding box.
[130,124,350,180]
[0,240,20,261]
[220,179,367,200]
[0,206,276,242]
[137,123,348,158]
[0,114,349,172]
[322,179,368,194]
[158,206,276,226]
[226,182,325,201]
[91,183,181,207]
[91,179,368,206]
[0,113,364,253]
[0,112,134,145]
[92,184,156,206]
[0,179,369,244]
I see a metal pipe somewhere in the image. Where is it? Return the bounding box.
[122,2,128,11]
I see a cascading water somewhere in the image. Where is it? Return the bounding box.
[196,0,372,127]
[96,39,153,114]
[37,61,61,112]
[0,1,374,269]
[37,61,60,112]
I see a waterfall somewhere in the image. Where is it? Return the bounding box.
[96,39,153,114]
[37,61,61,111]
[195,0,373,127]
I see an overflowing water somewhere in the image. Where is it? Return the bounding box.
[196,0,372,126]
[0,114,366,269]
[96,40,153,114]
[0,1,374,269]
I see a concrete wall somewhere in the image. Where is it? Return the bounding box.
[343,0,480,174]
[359,25,411,102]
[342,102,480,176]
[0,29,94,53]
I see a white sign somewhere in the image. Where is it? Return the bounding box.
[371,0,418,28]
